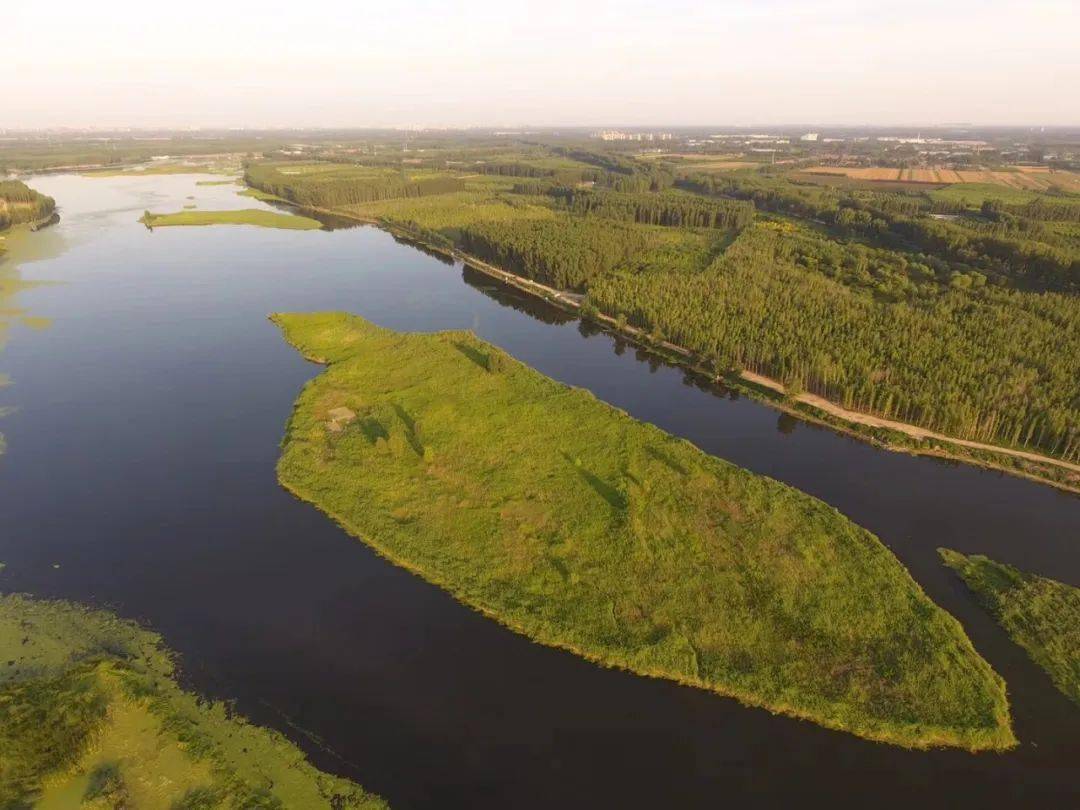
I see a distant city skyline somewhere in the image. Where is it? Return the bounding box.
[5,0,1077,129]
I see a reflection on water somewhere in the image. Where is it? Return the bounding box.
[461,264,575,324]
[0,220,64,453]
[394,233,456,265]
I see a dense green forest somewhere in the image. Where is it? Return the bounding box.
[681,172,1080,293]
[0,180,56,231]
[244,163,464,208]
[589,222,1079,459]
[458,216,719,289]
[551,188,754,230]
[245,155,1080,463]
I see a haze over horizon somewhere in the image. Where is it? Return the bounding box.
[6,0,1077,130]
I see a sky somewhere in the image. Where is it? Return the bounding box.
[4,0,1077,129]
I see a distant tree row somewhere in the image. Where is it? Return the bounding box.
[471,161,558,178]
[551,188,754,230]
[550,147,676,192]
[458,216,654,290]
[244,164,465,209]
[997,198,1080,223]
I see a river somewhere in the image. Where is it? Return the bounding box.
[0,174,1076,808]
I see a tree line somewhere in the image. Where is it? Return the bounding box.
[458,216,656,290]
[587,222,1079,461]
[244,164,465,209]
[0,181,56,230]
[551,188,754,230]
[681,172,1079,293]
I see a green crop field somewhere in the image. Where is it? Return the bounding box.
[272,311,1015,751]
[0,593,387,808]
[927,183,1055,207]
[941,550,1080,706]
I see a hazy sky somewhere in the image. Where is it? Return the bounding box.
[5,1,1077,129]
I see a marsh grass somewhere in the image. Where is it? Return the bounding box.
[941,549,1080,706]
[237,186,289,203]
[140,208,322,230]
[0,594,387,808]
[272,311,1015,751]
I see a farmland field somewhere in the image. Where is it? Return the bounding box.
[803,166,1080,192]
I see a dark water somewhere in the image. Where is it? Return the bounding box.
[1,175,1077,809]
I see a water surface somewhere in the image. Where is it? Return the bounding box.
[0,175,1076,808]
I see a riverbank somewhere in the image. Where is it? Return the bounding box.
[0,592,388,808]
[275,196,1080,496]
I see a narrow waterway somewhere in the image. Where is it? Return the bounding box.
[0,174,1076,808]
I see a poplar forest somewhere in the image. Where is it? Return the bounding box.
[244,149,1080,464]
[0,181,55,235]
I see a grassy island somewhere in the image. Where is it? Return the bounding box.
[1,181,55,237]
[273,311,1015,751]
[140,208,322,230]
[941,549,1080,706]
[0,593,387,808]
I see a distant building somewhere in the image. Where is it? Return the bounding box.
[800,132,819,142]
[592,130,673,142]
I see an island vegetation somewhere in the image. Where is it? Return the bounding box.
[272,311,1015,751]
[0,592,387,808]
[243,151,1080,479]
[0,181,56,241]
[940,550,1079,707]
[140,208,322,231]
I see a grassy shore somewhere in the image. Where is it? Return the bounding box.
[237,186,289,203]
[941,550,1079,706]
[140,208,322,230]
[0,593,387,808]
[272,311,1014,751]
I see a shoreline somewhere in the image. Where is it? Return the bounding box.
[271,313,1015,752]
[261,192,1080,496]
[278,473,1010,753]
